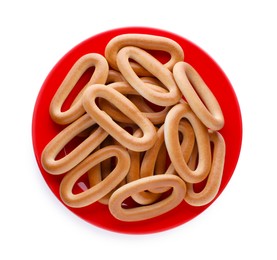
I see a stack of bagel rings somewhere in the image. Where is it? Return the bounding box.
[41,33,225,222]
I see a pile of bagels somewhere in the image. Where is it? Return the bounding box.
[41,33,225,222]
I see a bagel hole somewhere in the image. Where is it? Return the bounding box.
[123,125,136,135]
[76,125,95,138]
[147,50,171,64]
[72,172,91,194]
[128,93,168,116]
[100,136,122,177]
[98,97,138,125]
[183,79,213,115]
[100,156,117,180]
[191,141,214,193]
[188,145,199,171]
[129,50,170,67]
[55,124,99,160]
[71,156,120,195]
[121,188,173,209]
[192,176,208,193]
[154,143,167,175]
[61,66,95,112]
[55,135,86,160]
[143,98,168,113]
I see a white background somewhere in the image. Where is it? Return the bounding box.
[1,0,276,259]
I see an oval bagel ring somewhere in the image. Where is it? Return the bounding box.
[98,81,170,125]
[143,119,196,194]
[173,61,224,130]
[59,145,130,208]
[105,33,184,76]
[108,175,187,222]
[82,84,157,152]
[116,46,182,106]
[49,53,109,125]
[164,102,211,183]
[41,114,109,175]
[185,130,226,206]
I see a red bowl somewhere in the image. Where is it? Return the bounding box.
[32,27,242,234]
